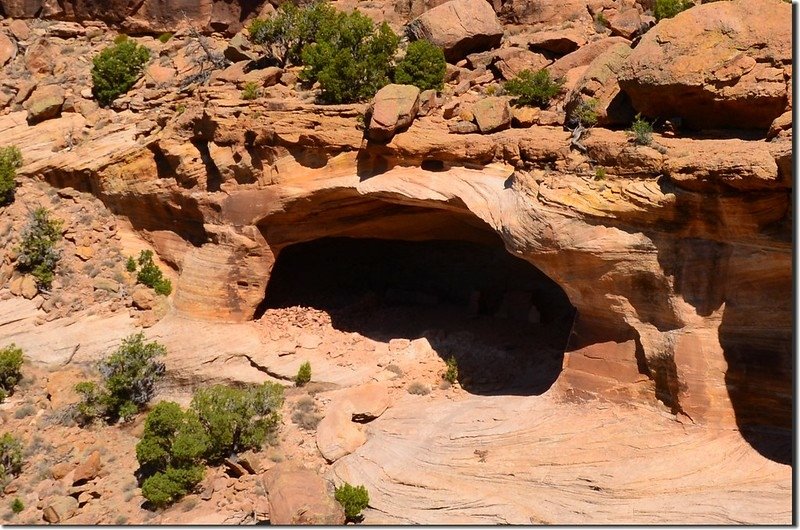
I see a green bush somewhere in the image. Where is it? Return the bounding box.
[595,167,607,180]
[10,497,23,514]
[301,10,399,103]
[190,382,284,462]
[0,433,23,484]
[136,402,208,508]
[75,333,166,424]
[92,37,151,107]
[249,1,338,67]
[444,356,458,384]
[334,482,369,521]
[136,382,284,507]
[295,361,311,387]
[15,207,62,290]
[158,32,173,44]
[136,250,172,296]
[394,40,446,91]
[0,146,22,206]
[572,97,599,127]
[125,256,137,272]
[0,344,23,403]
[504,69,564,108]
[628,114,653,145]
[654,0,690,20]
[241,81,260,100]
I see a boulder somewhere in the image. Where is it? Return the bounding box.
[0,32,16,66]
[9,20,30,42]
[490,48,550,80]
[471,97,512,133]
[224,31,257,62]
[527,30,586,55]
[607,8,647,40]
[316,407,367,463]
[340,382,391,421]
[263,464,346,525]
[547,37,630,80]
[20,275,38,300]
[42,495,78,523]
[367,84,420,143]
[132,285,155,310]
[72,450,101,485]
[617,0,790,130]
[24,85,65,124]
[407,0,504,62]
[564,42,635,126]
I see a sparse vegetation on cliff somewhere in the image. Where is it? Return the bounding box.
[91,37,151,107]
[0,433,23,485]
[504,69,564,108]
[444,356,458,384]
[571,98,599,127]
[15,207,62,290]
[241,81,260,100]
[0,344,23,404]
[295,361,311,386]
[128,250,172,296]
[249,1,338,67]
[335,482,369,521]
[75,333,167,424]
[628,114,654,145]
[301,10,399,103]
[0,146,22,206]
[395,40,446,91]
[136,382,284,507]
[653,0,690,20]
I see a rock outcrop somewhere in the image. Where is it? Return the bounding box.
[263,464,346,525]
[617,0,791,130]
[406,0,504,61]
[367,84,421,143]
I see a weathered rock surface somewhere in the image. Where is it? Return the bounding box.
[471,97,512,132]
[263,464,346,525]
[24,85,65,124]
[565,42,634,126]
[407,0,504,61]
[368,84,421,143]
[617,0,791,129]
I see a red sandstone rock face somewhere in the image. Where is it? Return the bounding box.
[0,0,265,34]
[617,0,791,130]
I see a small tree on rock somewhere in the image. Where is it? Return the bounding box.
[15,207,62,290]
[394,40,446,91]
[92,37,151,107]
[0,146,22,206]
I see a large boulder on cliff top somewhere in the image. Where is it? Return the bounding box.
[617,0,791,130]
[263,464,346,525]
[368,84,420,143]
[407,0,504,62]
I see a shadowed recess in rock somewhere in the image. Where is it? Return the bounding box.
[259,237,575,395]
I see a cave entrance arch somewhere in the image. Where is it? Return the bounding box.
[256,210,576,395]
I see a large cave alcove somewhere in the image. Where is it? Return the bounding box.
[257,236,576,395]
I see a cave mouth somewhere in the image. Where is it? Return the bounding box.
[257,236,576,395]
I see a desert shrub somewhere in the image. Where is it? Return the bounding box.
[10,497,23,514]
[135,250,172,296]
[628,114,653,145]
[75,333,166,424]
[190,382,284,462]
[295,361,311,386]
[136,402,208,508]
[385,364,403,377]
[249,1,338,67]
[571,97,598,127]
[593,12,609,31]
[301,10,399,103]
[0,433,23,484]
[394,39,446,91]
[92,37,151,107]
[241,81,260,100]
[595,167,607,180]
[654,0,690,20]
[0,146,22,206]
[444,356,458,384]
[291,396,321,430]
[0,344,23,403]
[13,403,36,419]
[158,32,173,44]
[334,482,369,521]
[407,381,430,395]
[15,207,62,289]
[126,256,137,272]
[504,69,564,108]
